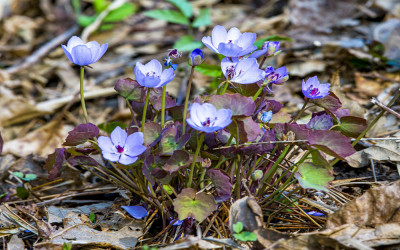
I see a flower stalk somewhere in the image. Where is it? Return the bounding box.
[161,85,167,128]
[141,88,151,133]
[187,133,205,188]
[79,66,89,123]
[182,66,195,134]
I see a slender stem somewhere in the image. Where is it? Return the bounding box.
[161,85,167,128]
[220,81,230,95]
[289,98,310,123]
[182,66,195,134]
[126,99,138,126]
[187,133,205,188]
[79,66,88,123]
[141,88,151,132]
[253,85,265,101]
[199,168,207,189]
[259,55,267,69]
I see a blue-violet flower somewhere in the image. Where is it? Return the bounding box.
[250,41,281,58]
[188,48,203,66]
[258,110,273,123]
[263,66,289,85]
[221,57,264,84]
[187,103,232,133]
[134,59,175,88]
[98,126,146,165]
[302,76,331,99]
[164,49,182,70]
[306,113,333,130]
[61,36,108,66]
[202,25,257,57]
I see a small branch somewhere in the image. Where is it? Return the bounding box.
[371,97,400,119]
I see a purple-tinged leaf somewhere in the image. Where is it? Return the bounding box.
[173,188,217,222]
[228,117,260,142]
[169,105,185,121]
[221,129,275,156]
[153,93,177,111]
[295,162,334,192]
[208,94,255,116]
[273,123,310,142]
[122,206,148,219]
[63,123,99,146]
[311,92,342,112]
[163,150,191,173]
[230,82,260,97]
[143,122,162,146]
[45,148,68,180]
[206,169,232,202]
[114,78,146,102]
[67,155,98,167]
[333,116,367,138]
[98,121,127,134]
[73,147,98,155]
[0,132,3,154]
[306,113,333,130]
[308,130,356,160]
[160,125,190,156]
[332,109,350,119]
[142,155,169,185]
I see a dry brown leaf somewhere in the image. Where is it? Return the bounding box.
[229,196,264,233]
[326,180,400,228]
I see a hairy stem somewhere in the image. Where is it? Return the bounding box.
[161,85,167,128]
[182,66,195,134]
[79,66,88,123]
[289,98,310,123]
[187,133,205,188]
[141,88,151,132]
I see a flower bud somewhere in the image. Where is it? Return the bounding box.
[262,41,280,57]
[188,48,203,66]
[251,170,263,181]
[257,110,273,123]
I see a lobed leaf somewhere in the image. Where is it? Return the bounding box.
[45,148,68,180]
[114,78,146,102]
[295,162,334,192]
[308,130,356,160]
[334,116,367,138]
[67,155,98,167]
[311,92,342,112]
[63,123,99,146]
[160,125,190,156]
[163,150,191,173]
[143,122,162,146]
[206,169,233,202]
[208,94,255,116]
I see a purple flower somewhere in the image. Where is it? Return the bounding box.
[302,76,330,99]
[188,48,203,66]
[263,66,289,85]
[61,36,108,66]
[250,41,281,58]
[221,57,264,84]
[98,126,146,165]
[306,114,333,130]
[134,59,175,88]
[164,49,182,70]
[202,25,257,57]
[187,103,232,133]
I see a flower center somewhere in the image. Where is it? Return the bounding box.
[226,65,236,79]
[146,71,158,78]
[201,117,217,127]
[309,86,320,96]
[116,145,124,154]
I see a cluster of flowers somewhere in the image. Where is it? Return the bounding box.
[62,26,331,166]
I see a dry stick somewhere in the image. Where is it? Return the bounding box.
[371,97,400,119]
[4,25,79,75]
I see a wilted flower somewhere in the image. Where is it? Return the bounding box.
[98,126,146,165]
[258,110,273,123]
[263,66,289,85]
[306,113,333,130]
[61,36,108,66]
[187,103,232,133]
[134,59,175,88]
[302,76,330,99]
[221,57,264,84]
[188,48,203,66]
[202,25,257,57]
[121,206,148,219]
[164,49,182,70]
[249,41,281,58]
[251,170,263,181]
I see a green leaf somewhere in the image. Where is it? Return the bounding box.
[144,10,189,25]
[77,15,97,27]
[104,3,137,22]
[295,162,334,192]
[195,64,222,77]
[89,212,96,223]
[254,35,293,49]
[193,8,211,28]
[16,186,29,199]
[168,0,193,18]
[94,0,107,13]
[13,172,37,182]
[173,188,217,222]
[334,116,367,138]
[63,242,72,250]
[174,35,203,51]
[233,231,258,242]
[163,185,174,195]
[233,222,243,233]
[97,121,127,134]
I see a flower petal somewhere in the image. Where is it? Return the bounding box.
[215,109,232,128]
[71,45,93,66]
[110,126,128,148]
[92,43,108,63]
[134,64,147,87]
[98,136,117,153]
[226,27,241,42]
[221,57,235,78]
[159,68,175,87]
[67,36,84,52]
[211,25,227,47]
[118,154,138,165]
[144,59,162,75]
[102,151,121,162]
[61,45,74,63]
[202,36,218,53]
[217,43,243,57]
[236,32,256,49]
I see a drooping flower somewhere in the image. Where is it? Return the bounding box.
[188,48,203,66]
[202,25,257,57]
[250,41,281,58]
[306,113,333,130]
[164,49,182,70]
[134,59,175,88]
[187,103,232,133]
[263,66,289,85]
[302,76,331,99]
[61,36,108,66]
[221,57,264,84]
[98,126,146,165]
